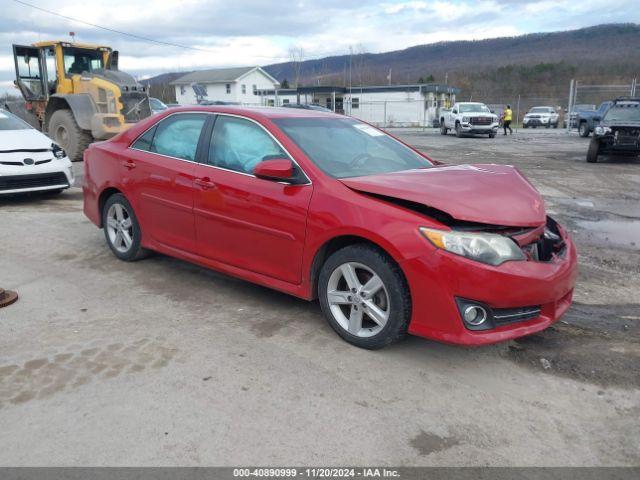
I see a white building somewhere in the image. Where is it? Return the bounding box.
[171,66,280,106]
[258,84,459,127]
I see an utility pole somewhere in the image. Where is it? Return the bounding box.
[349,46,353,116]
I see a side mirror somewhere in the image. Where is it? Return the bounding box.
[254,158,294,182]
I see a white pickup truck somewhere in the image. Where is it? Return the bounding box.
[440,102,499,138]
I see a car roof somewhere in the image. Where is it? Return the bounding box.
[164,105,343,120]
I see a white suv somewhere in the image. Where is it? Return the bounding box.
[523,106,559,129]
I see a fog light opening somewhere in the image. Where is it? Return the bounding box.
[463,305,487,326]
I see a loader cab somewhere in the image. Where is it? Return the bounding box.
[13,42,114,99]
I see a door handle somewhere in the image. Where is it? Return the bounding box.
[122,160,136,169]
[195,177,217,190]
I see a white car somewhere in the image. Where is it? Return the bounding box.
[0,109,74,195]
[523,106,559,128]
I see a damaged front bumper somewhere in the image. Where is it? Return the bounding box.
[402,218,578,345]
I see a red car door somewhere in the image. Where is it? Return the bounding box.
[126,113,208,253]
[193,114,312,284]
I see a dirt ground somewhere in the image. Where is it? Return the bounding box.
[0,128,638,466]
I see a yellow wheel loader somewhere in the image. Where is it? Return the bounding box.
[10,41,151,161]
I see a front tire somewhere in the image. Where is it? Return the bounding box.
[455,123,463,138]
[102,193,148,261]
[48,109,93,162]
[586,138,601,163]
[488,132,496,138]
[440,123,448,135]
[318,244,411,349]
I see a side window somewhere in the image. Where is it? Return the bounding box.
[149,114,207,160]
[131,126,157,151]
[208,116,288,174]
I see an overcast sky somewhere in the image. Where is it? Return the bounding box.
[1,0,639,94]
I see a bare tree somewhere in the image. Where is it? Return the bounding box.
[288,46,305,88]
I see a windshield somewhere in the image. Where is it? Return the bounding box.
[274,117,432,178]
[459,104,490,113]
[604,103,640,123]
[63,48,104,75]
[529,107,552,113]
[0,110,32,130]
[150,98,168,110]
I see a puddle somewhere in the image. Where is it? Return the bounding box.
[577,219,640,249]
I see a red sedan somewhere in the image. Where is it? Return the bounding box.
[83,106,578,349]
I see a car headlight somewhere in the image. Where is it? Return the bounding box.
[419,227,526,266]
[594,126,611,136]
[462,116,470,123]
[52,143,66,159]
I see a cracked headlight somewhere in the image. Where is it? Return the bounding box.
[420,227,526,266]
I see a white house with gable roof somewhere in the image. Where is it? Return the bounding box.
[171,66,280,105]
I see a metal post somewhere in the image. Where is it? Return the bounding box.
[566,79,575,134]
[332,91,336,113]
[515,94,521,134]
[383,101,387,128]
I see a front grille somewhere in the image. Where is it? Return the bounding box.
[120,92,152,123]
[0,172,68,191]
[470,117,492,125]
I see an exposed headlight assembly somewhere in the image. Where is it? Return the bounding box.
[52,143,66,159]
[462,116,470,123]
[594,126,611,136]
[420,227,526,266]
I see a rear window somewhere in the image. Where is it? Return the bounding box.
[0,110,32,131]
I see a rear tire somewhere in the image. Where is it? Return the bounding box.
[318,244,411,349]
[48,109,93,162]
[102,193,148,261]
[586,138,601,163]
[579,122,590,138]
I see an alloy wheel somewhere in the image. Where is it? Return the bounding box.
[326,262,390,337]
[106,203,134,253]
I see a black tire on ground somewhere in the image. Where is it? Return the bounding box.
[586,138,601,163]
[523,124,529,129]
[553,122,559,129]
[455,123,463,138]
[318,244,411,350]
[102,193,148,261]
[546,123,551,128]
[48,109,93,162]
[440,123,448,135]
[489,132,496,138]
[579,122,591,138]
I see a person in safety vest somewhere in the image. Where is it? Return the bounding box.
[503,105,513,135]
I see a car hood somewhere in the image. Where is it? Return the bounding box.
[340,164,546,227]
[0,129,53,152]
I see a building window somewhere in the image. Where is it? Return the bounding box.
[352,97,359,110]
[226,83,231,94]
[180,85,186,95]
[241,84,246,94]
[282,99,290,104]
[252,84,257,95]
[268,99,275,106]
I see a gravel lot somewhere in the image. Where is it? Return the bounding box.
[0,129,638,466]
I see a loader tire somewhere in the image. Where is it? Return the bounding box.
[48,109,93,162]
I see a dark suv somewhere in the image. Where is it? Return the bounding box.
[587,98,640,163]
